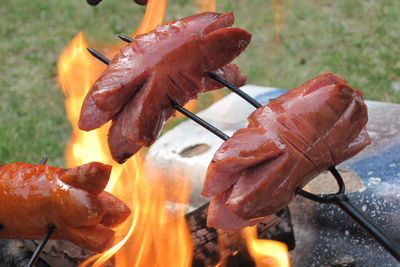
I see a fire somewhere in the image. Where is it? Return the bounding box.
[131,0,166,36]
[195,0,216,12]
[57,0,192,266]
[57,0,290,266]
[270,0,293,42]
[244,226,290,267]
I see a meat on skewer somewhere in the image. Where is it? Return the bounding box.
[0,162,131,252]
[78,12,251,163]
[202,73,371,230]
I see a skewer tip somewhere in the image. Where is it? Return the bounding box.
[118,34,134,43]
[39,157,48,165]
[87,47,110,65]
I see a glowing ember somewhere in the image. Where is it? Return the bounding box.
[57,0,291,265]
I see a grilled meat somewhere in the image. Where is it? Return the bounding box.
[79,12,251,163]
[203,73,371,230]
[0,162,131,252]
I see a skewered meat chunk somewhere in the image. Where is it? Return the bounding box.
[0,162,131,252]
[78,12,251,163]
[203,73,371,230]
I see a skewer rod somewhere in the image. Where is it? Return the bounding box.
[39,157,48,165]
[118,34,134,43]
[207,72,262,108]
[171,101,229,141]
[87,48,110,65]
[27,224,55,267]
[336,197,400,261]
[27,157,53,266]
[297,170,400,262]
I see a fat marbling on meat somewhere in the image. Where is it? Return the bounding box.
[202,73,371,230]
[78,12,251,163]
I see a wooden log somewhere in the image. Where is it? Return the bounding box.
[186,204,295,266]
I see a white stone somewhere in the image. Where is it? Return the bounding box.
[144,85,278,207]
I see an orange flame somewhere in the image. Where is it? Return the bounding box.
[57,1,192,266]
[244,226,290,267]
[57,1,290,266]
[132,0,166,36]
[270,0,293,42]
[195,0,216,12]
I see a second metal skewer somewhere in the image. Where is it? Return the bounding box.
[27,157,55,267]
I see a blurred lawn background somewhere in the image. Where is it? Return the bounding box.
[0,0,399,166]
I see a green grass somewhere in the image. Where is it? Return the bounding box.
[0,0,399,166]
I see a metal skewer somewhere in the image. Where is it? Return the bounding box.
[88,43,400,262]
[170,100,229,141]
[87,48,110,65]
[296,167,400,262]
[27,157,56,267]
[39,157,48,165]
[27,225,56,267]
[118,34,135,43]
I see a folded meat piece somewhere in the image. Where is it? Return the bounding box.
[202,72,371,230]
[0,162,131,252]
[78,12,251,163]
